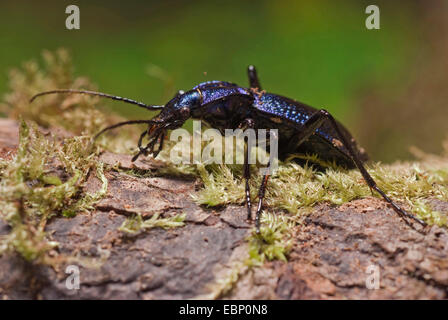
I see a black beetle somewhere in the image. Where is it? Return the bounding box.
[31,65,427,232]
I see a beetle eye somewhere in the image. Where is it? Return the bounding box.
[180,106,190,117]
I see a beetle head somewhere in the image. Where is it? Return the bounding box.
[152,89,201,128]
[135,89,201,161]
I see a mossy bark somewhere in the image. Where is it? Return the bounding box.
[0,119,447,300]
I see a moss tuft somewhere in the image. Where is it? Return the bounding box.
[0,48,142,154]
[194,143,448,265]
[0,121,107,264]
[119,212,186,234]
[196,155,448,226]
[2,49,448,269]
[247,213,294,266]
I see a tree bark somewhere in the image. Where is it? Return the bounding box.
[0,119,447,300]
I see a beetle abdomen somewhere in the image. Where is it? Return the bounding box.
[251,93,369,167]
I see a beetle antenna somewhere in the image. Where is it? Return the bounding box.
[30,89,163,111]
[93,120,156,140]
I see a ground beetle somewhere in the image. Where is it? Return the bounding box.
[31,66,427,232]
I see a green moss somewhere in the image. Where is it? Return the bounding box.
[196,156,448,223]
[0,49,191,264]
[194,144,448,266]
[61,163,108,218]
[2,49,448,269]
[198,213,295,299]
[0,217,59,263]
[0,121,107,264]
[0,49,141,154]
[247,213,294,266]
[119,212,186,234]
[119,143,198,178]
[193,164,246,207]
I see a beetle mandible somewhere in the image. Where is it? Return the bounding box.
[30,65,427,232]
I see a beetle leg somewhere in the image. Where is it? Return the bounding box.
[148,136,158,154]
[152,131,165,158]
[254,129,278,233]
[238,119,256,220]
[255,170,270,233]
[247,65,262,90]
[244,137,253,220]
[137,130,148,150]
[291,109,427,229]
[132,130,149,162]
[133,129,162,161]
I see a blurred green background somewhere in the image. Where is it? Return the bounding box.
[0,0,446,162]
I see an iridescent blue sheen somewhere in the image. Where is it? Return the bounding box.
[176,90,201,108]
[253,93,335,145]
[193,80,238,89]
[255,94,310,125]
[200,87,250,105]
[160,80,367,167]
